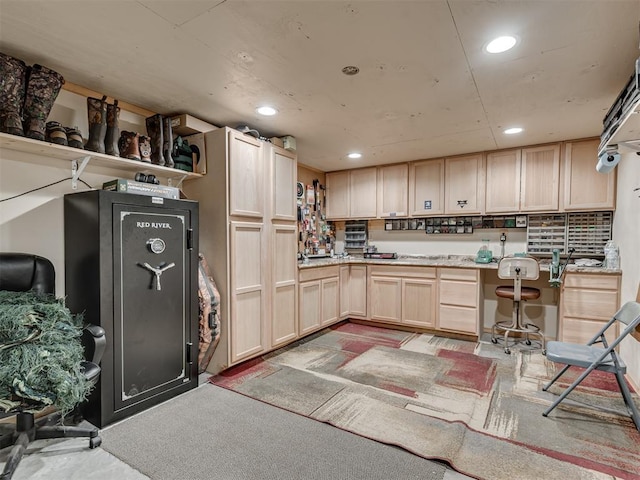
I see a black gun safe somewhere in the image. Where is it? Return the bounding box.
[64,190,199,427]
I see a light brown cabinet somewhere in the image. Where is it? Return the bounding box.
[485,144,560,214]
[340,264,367,319]
[325,168,377,219]
[437,268,481,335]
[559,272,620,344]
[271,224,298,348]
[369,266,437,328]
[563,138,616,211]
[299,266,340,335]
[377,163,408,217]
[409,159,445,216]
[445,153,484,215]
[325,171,350,219]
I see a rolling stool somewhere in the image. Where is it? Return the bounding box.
[491,256,545,354]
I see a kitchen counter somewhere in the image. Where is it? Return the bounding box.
[298,254,621,275]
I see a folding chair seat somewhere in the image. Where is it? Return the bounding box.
[542,301,640,431]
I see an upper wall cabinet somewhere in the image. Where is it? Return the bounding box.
[325,171,350,219]
[485,144,560,214]
[409,159,445,216]
[563,138,616,211]
[270,146,297,221]
[228,130,264,218]
[350,167,377,218]
[444,153,484,215]
[485,149,522,213]
[377,163,408,217]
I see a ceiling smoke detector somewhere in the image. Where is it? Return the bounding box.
[342,66,360,75]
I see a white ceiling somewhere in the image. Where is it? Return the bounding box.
[1,0,639,171]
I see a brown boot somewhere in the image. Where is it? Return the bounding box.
[105,100,120,156]
[162,116,174,168]
[145,114,165,166]
[0,52,27,136]
[45,121,68,145]
[85,95,107,153]
[118,131,140,161]
[139,135,152,163]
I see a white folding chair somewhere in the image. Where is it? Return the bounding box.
[542,301,640,431]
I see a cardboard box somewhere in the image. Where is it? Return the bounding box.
[270,137,284,148]
[102,179,180,199]
[183,132,207,175]
[170,114,218,137]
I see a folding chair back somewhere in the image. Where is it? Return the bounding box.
[542,301,640,431]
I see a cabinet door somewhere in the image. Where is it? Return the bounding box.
[271,225,298,347]
[350,167,377,218]
[321,277,339,326]
[229,221,265,363]
[409,159,445,216]
[563,138,615,211]
[325,171,350,219]
[377,163,408,217]
[349,265,368,318]
[228,131,264,218]
[369,276,402,323]
[271,146,297,221]
[445,154,484,214]
[299,280,321,335]
[402,278,436,328]
[339,265,350,318]
[485,149,521,213]
[521,144,560,212]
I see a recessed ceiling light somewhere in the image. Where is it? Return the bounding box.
[347,152,362,159]
[256,106,278,116]
[504,127,523,135]
[485,35,517,54]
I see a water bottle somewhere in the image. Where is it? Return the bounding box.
[604,240,619,270]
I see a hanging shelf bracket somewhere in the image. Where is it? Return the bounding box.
[71,156,91,189]
[168,174,188,189]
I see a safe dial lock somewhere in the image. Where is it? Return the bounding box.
[147,238,166,254]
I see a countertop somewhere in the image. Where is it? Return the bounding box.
[298,254,621,275]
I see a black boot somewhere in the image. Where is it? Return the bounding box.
[0,52,27,136]
[163,116,175,168]
[105,100,120,156]
[45,121,68,145]
[145,114,165,166]
[85,95,107,153]
[22,64,65,141]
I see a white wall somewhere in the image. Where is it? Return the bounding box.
[614,151,640,387]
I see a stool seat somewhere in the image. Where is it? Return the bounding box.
[495,285,541,301]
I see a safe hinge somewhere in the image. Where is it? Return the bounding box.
[186,228,194,250]
[186,342,193,365]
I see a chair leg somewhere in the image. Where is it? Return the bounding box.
[35,425,101,448]
[1,431,30,480]
[613,370,640,431]
[542,365,570,391]
[543,364,598,417]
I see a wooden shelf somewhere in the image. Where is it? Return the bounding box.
[0,132,203,186]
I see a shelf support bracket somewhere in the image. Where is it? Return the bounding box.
[168,174,188,189]
[71,156,91,190]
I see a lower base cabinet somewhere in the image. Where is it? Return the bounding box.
[559,272,620,344]
[299,266,339,335]
[437,268,480,335]
[340,265,368,319]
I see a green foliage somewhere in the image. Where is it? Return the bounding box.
[0,291,91,414]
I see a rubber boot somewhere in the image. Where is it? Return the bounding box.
[145,113,165,166]
[85,95,107,153]
[104,99,120,156]
[22,64,65,141]
[0,52,28,136]
[118,131,140,161]
[162,116,175,168]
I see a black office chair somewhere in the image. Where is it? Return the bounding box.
[0,253,106,479]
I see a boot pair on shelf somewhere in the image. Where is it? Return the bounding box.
[86,96,120,156]
[145,114,175,167]
[0,52,65,141]
[45,121,84,149]
[118,131,151,162]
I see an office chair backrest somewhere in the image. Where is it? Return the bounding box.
[0,252,55,295]
[497,256,539,281]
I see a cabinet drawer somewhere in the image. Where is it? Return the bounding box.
[299,266,340,282]
[560,317,615,344]
[438,305,477,334]
[562,288,619,321]
[369,265,436,279]
[564,274,619,290]
[439,280,478,308]
[438,268,478,282]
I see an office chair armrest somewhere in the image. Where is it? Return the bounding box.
[82,324,106,365]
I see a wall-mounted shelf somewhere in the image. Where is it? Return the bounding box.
[0,132,203,187]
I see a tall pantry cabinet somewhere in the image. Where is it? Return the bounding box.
[182,127,298,374]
